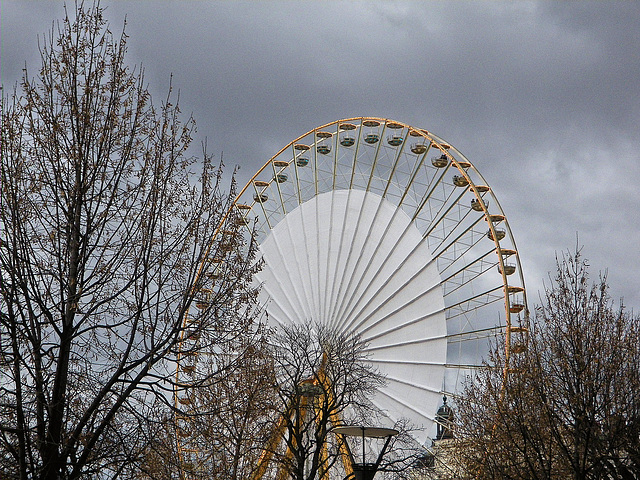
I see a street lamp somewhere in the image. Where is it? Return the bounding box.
[333,426,398,480]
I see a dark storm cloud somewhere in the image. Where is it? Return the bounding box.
[3,1,639,310]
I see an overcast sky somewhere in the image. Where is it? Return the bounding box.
[3,1,640,312]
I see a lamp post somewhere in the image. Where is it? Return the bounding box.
[333,426,398,480]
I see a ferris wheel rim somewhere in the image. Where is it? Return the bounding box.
[174,116,529,465]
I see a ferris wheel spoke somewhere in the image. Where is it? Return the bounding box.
[441,247,497,288]
[364,333,447,353]
[421,184,471,241]
[314,189,332,321]
[349,290,445,346]
[368,357,445,367]
[315,155,336,195]
[431,213,486,262]
[360,305,444,344]
[364,125,387,192]
[329,126,339,190]
[251,183,273,232]
[383,374,444,396]
[312,134,319,197]
[427,215,485,260]
[271,162,288,218]
[410,164,452,224]
[278,177,305,218]
[380,131,410,199]
[370,387,438,425]
[289,142,315,206]
[347,123,364,188]
[291,144,304,205]
[444,363,487,370]
[446,325,504,343]
[336,123,365,191]
[447,286,505,312]
[382,376,446,404]
[396,145,434,207]
[263,229,310,322]
[445,286,505,320]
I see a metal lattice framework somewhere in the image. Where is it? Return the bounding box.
[174,117,529,478]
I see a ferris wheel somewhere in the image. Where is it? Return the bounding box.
[174,117,528,474]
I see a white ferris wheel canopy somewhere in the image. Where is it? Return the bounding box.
[256,189,447,445]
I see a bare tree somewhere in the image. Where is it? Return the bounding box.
[0,3,261,479]
[454,250,640,480]
[131,324,276,480]
[251,321,422,480]
[173,322,277,480]
[203,332,277,480]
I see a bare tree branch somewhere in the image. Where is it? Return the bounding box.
[454,249,640,480]
[0,3,262,479]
